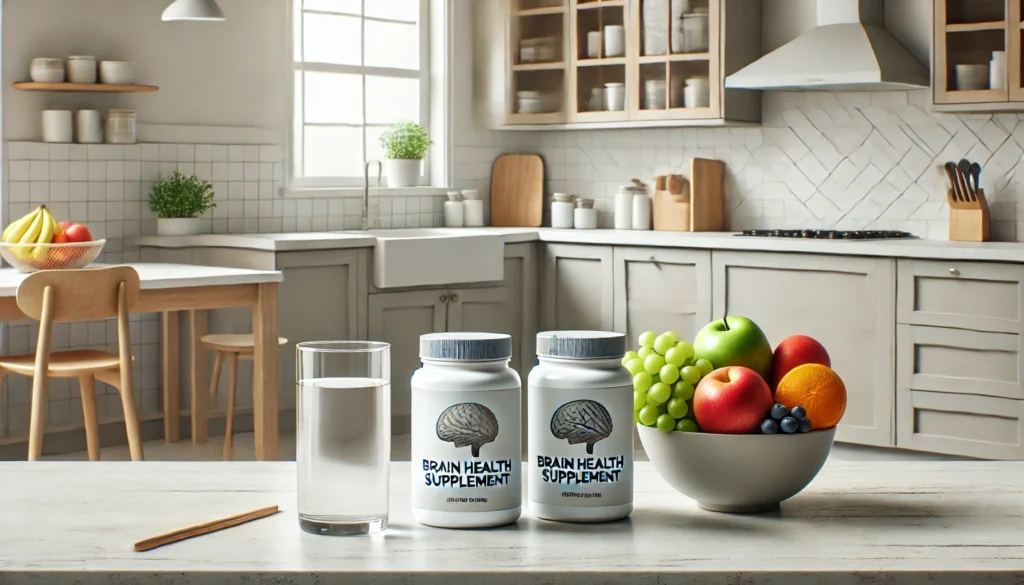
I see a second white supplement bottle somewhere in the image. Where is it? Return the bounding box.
[411,332,522,528]
[528,331,634,522]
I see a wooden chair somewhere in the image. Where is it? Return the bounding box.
[0,267,143,461]
[203,333,286,459]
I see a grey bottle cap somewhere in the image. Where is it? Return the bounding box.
[420,332,512,361]
[536,331,626,360]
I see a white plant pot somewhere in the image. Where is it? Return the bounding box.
[384,159,422,188]
[157,218,202,236]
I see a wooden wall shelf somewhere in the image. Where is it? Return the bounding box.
[13,82,159,93]
[518,6,565,16]
[945,21,1006,32]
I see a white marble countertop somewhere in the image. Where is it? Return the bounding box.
[135,228,1024,263]
[1,461,1022,584]
[0,263,282,296]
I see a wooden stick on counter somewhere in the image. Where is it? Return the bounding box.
[133,505,279,552]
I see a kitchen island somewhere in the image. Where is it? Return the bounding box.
[1,461,1022,584]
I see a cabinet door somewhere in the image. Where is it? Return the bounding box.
[712,251,896,447]
[503,243,538,381]
[897,259,1024,334]
[613,247,712,343]
[368,290,447,433]
[543,243,614,331]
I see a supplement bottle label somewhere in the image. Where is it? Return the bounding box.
[411,387,522,513]
[528,384,633,507]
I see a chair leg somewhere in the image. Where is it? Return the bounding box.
[79,376,101,462]
[114,372,144,462]
[209,351,223,400]
[223,353,239,461]
[27,375,49,461]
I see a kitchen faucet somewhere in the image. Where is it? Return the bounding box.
[363,159,382,231]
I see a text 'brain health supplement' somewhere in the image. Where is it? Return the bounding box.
[411,332,522,528]
[528,331,634,522]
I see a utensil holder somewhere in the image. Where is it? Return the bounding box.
[948,188,990,242]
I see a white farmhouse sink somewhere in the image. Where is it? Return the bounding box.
[360,229,504,288]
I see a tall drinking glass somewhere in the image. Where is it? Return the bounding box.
[296,342,391,535]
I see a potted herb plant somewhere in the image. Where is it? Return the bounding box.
[149,172,217,236]
[380,122,431,188]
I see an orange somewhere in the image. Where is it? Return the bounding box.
[774,363,847,430]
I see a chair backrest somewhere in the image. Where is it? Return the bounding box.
[16,266,141,323]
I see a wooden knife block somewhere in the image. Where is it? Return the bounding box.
[652,158,726,232]
[948,188,990,242]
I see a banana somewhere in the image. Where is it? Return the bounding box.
[3,207,40,244]
[17,212,43,260]
[31,208,54,261]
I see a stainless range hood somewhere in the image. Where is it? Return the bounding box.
[725,0,928,91]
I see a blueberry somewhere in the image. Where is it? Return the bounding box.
[770,403,788,420]
[798,418,812,433]
[760,419,779,434]
[780,417,799,434]
[789,406,807,420]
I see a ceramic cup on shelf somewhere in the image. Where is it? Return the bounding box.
[587,31,602,59]
[42,110,73,143]
[66,56,97,84]
[605,82,625,111]
[645,79,667,110]
[990,51,1007,90]
[99,61,134,85]
[75,110,103,144]
[955,64,988,91]
[684,76,710,108]
[30,58,65,83]
[574,199,598,230]
[603,25,625,57]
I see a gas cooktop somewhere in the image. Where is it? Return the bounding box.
[736,229,916,240]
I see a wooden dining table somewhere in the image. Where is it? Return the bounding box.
[0,263,284,461]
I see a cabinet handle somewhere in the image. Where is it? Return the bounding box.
[449,294,460,303]
[440,294,448,303]
[949,268,960,276]
[649,256,661,269]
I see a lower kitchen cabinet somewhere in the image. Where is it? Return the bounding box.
[712,251,896,447]
[542,244,614,331]
[613,247,712,344]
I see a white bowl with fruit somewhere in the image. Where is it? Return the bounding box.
[0,205,103,273]
[630,319,847,513]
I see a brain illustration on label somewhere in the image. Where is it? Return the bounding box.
[436,402,499,457]
[550,400,613,454]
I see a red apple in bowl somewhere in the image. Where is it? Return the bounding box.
[60,221,92,243]
[693,366,774,434]
[771,335,831,392]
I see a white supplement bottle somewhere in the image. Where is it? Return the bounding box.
[411,332,522,528]
[528,331,634,522]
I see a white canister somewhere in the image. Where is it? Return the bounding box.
[66,56,97,84]
[632,188,652,230]
[30,58,65,83]
[75,110,103,144]
[42,110,73,143]
[411,333,522,529]
[588,87,604,112]
[444,201,465,228]
[603,25,625,57]
[106,109,137,144]
[684,76,710,108]
[587,31,602,59]
[991,51,1007,90]
[574,206,597,229]
[605,83,625,111]
[681,9,710,53]
[551,193,576,229]
[528,331,633,523]
[99,61,134,85]
[615,183,644,230]
[644,79,667,110]
[462,189,485,227]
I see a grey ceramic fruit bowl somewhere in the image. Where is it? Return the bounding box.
[637,424,836,514]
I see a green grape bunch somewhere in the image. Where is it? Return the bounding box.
[623,330,712,434]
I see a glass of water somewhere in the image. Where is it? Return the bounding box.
[296,341,391,535]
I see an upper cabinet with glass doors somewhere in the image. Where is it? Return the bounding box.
[482,0,762,129]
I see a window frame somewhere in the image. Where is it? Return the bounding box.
[289,0,432,189]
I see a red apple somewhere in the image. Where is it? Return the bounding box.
[693,366,774,434]
[771,335,831,391]
[61,222,92,243]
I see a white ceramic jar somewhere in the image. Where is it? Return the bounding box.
[30,58,65,83]
[444,191,465,228]
[462,189,485,227]
[106,110,136,144]
[615,183,644,230]
[684,76,710,108]
[67,56,97,84]
[551,193,576,229]
[76,110,103,144]
[411,332,522,529]
[605,82,625,111]
[99,61,134,85]
[574,199,597,229]
[681,8,709,53]
[528,331,634,523]
[42,110,73,143]
[632,187,652,230]
[991,51,1007,90]
[603,25,625,57]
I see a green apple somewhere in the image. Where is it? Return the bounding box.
[692,316,773,381]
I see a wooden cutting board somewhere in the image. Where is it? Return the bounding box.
[490,154,544,227]
[690,158,725,232]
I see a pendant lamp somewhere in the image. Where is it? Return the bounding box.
[162,0,226,21]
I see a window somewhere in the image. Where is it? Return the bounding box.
[292,0,430,188]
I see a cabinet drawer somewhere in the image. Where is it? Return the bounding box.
[896,389,1024,460]
[897,325,1022,400]
[897,260,1024,333]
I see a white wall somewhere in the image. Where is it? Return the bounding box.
[2,0,289,143]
